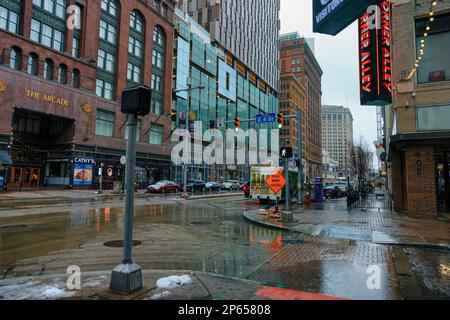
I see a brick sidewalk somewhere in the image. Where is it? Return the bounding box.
[244,199,450,248]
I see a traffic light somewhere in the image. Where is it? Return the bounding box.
[277,113,284,129]
[209,120,216,129]
[170,111,177,122]
[234,117,241,131]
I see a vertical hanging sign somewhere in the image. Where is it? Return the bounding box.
[359,0,392,106]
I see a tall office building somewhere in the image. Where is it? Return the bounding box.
[279,32,323,181]
[172,8,279,182]
[176,0,279,90]
[322,105,354,175]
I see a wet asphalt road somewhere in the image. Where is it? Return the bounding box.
[0,196,449,300]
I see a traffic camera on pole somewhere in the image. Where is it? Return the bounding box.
[234,117,241,132]
[277,113,284,129]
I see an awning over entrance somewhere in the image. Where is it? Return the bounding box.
[0,150,12,166]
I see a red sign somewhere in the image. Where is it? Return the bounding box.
[265,169,286,194]
[359,0,392,106]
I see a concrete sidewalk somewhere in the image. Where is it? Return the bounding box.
[243,200,450,250]
[0,269,347,300]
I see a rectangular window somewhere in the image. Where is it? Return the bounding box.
[97,49,115,72]
[99,19,117,45]
[152,50,164,69]
[72,36,80,58]
[96,79,114,100]
[30,19,64,51]
[128,36,142,57]
[151,99,162,115]
[149,123,163,145]
[95,109,115,137]
[151,74,162,92]
[0,6,19,34]
[127,63,141,83]
[417,104,450,131]
[415,13,450,83]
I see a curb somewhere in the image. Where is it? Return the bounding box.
[243,210,450,251]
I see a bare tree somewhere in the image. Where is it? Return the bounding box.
[348,136,374,192]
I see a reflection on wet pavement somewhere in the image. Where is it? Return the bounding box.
[0,197,447,299]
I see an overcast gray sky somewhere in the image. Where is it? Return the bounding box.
[279,0,378,158]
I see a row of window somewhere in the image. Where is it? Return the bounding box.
[8,47,80,87]
[95,109,164,145]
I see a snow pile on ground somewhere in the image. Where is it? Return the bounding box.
[156,275,192,289]
[0,281,76,300]
[149,291,172,300]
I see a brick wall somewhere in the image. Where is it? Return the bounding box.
[404,146,437,219]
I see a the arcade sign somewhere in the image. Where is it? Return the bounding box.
[313,0,379,35]
[359,0,392,106]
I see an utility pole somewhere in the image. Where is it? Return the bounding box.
[110,86,151,295]
[297,109,304,206]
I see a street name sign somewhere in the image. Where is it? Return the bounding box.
[256,113,277,124]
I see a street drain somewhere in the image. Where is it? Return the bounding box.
[281,239,305,245]
[0,225,27,230]
[103,240,142,248]
[190,221,211,226]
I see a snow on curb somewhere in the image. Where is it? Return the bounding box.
[156,275,192,289]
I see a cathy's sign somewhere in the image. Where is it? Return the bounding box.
[313,0,379,35]
[359,0,392,106]
[26,89,70,107]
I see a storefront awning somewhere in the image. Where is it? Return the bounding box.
[0,150,12,166]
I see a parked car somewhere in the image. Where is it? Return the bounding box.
[185,180,206,192]
[243,182,251,198]
[223,180,240,191]
[205,182,222,191]
[147,180,180,193]
[334,182,349,195]
[324,185,344,199]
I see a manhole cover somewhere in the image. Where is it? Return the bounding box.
[104,240,142,248]
[190,221,211,226]
[1,225,27,230]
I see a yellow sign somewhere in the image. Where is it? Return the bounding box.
[26,89,69,107]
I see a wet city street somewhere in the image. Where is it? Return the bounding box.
[0,195,449,300]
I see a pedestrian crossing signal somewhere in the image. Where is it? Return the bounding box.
[170,111,177,122]
[277,113,283,129]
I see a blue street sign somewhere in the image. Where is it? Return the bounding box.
[256,113,276,124]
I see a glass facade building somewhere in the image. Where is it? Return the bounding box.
[172,9,278,183]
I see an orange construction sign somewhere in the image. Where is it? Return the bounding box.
[265,168,286,194]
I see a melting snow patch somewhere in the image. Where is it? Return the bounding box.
[0,281,76,300]
[84,276,108,287]
[149,291,172,300]
[156,275,192,289]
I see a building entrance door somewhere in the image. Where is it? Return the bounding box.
[9,167,41,189]
[436,152,450,213]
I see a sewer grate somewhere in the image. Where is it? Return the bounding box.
[104,240,142,248]
[281,239,305,245]
[0,225,27,230]
[190,221,212,226]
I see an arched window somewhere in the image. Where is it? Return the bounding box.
[151,26,166,114]
[57,64,67,84]
[71,68,80,88]
[127,10,145,86]
[27,53,39,75]
[43,58,54,80]
[9,47,22,70]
